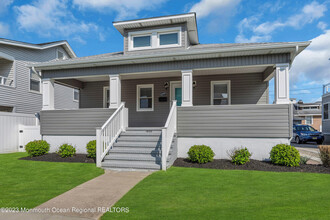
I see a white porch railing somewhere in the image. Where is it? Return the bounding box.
[0,76,13,86]
[161,100,177,170]
[96,103,128,167]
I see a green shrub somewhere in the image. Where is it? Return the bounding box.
[300,156,310,165]
[229,147,252,165]
[86,140,96,158]
[25,140,50,157]
[319,145,330,167]
[270,144,300,167]
[188,145,215,164]
[57,144,76,158]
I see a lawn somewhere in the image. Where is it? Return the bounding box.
[0,153,104,208]
[103,167,330,220]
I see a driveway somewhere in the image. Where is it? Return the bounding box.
[291,141,321,164]
[291,141,319,149]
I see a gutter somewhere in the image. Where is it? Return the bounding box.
[32,41,311,70]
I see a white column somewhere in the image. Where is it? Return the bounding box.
[42,79,55,110]
[109,74,121,109]
[181,70,193,107]
[274,63,290,104]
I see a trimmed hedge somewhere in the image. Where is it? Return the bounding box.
[270,144,300,167]
[229,147,252,165]
[57,144,76,158]
[25,140,50,157]
[86,140,96,159]
[188,145,215,164]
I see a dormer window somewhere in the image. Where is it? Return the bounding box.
[128,27,181,51]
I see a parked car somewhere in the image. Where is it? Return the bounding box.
[293,124,324,144]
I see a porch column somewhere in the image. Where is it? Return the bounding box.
[274,63,290,104]
[109,74,121,109]
[181,70,193,107]
[42,78,55,110]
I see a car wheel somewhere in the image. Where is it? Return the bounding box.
[295,136,301,144]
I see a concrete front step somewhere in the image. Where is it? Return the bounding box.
[113,142,161,148]
[102,160,161,170]
[117,136,161,142]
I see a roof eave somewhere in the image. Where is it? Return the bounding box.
[33,41,310,71]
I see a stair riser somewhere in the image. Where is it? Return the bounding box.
[117,137,160,142]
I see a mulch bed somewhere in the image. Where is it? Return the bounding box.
[19,153,95,163]
[174,158,330,174]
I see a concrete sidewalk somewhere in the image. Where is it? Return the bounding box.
[0,170,152,220]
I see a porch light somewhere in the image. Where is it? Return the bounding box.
[193,81,197,88]
[164,82,169,89]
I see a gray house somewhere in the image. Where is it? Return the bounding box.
[322,83,330,144]
[32,13,310,170]
[0,38,79,114]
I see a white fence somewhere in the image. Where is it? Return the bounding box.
[0,112,38,153]
[18,125,41,152]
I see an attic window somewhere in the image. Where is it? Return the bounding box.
[57,50,65,60]
[133,35,151,48]
[128,27,181,51]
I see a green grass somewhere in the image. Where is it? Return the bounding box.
[103,167,330,220]
[0,153,104,208]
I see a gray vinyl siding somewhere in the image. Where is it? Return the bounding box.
[0,44,77,114]
[322,94,330,134]
[54,83,79,109]
[42,54,290,79]
[40,108,115,135]
[123,23,188,54]
[79,73,268,127]
[177,104,292,138]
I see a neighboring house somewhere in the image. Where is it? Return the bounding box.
[293,100,322,131]
[322,83,330,144]
[0,38,79,114]
[32,13,310,170]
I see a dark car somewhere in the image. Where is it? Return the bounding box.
[293,124,324,144]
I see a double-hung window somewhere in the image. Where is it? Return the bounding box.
[73,89,79,102]
[324,103,329,120]
[305,116,313,125]
[30,69,41,93]
[211,81,231,105]
[137,84,153,111]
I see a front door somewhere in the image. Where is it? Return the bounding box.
[170,81,182,106]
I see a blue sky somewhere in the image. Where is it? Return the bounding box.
[0,0,329,103]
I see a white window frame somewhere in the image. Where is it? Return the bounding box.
[136,84,154,112]
[103,86,109,108]
[56,49,66,60]
[210,80,231,105]
[128,27,182,51]
[73,89,79,102]
[29,69,42,94]
[323,103,329,121]
[305,116,313,125]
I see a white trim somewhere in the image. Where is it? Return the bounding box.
[73,88,79,102]
[210,80,231,105]
[0,51,14,61]
[323,102,330,121]
[170,81,181,107]
[103,86,109,108]
[29,69,42,94]
[128,27,182,51]
[305,115,313,125]
[136,84,154,112]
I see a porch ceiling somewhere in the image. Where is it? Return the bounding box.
[69,65,270,82]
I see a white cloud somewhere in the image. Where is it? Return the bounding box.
[0,22,10,37]
[236,1,327,43]
[291,90,311,95]
[15,0,98,38]
[73,0,167,19]
[290,30,330,85]
[0,0,13,13]
[317,21,327,30]
[189,0,241,18]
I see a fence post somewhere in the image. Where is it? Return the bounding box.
[161,128,167,171]
[96,128,102,167]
